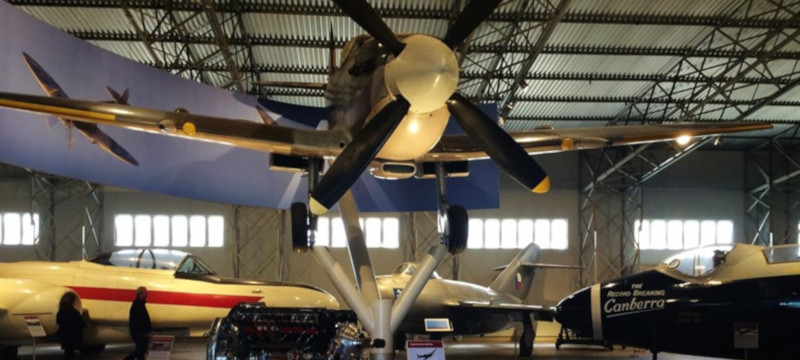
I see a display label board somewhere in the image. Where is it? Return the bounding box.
[147,335,175,360]
[24,316,46,338]
[406,340,445,360]
[733,322,758,349]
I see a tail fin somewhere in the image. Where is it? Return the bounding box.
[489,243,541,300]
[106,86,129,105]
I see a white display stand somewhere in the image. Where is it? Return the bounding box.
[24,316,46,360]
[147,335,175,360]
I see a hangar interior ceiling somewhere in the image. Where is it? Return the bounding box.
[2,0,800,287]
[5,0,799,141]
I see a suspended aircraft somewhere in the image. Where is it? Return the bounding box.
[21,52,138,166]
[378,243,581,357]
[0,249,338,359]
[555,243,800,360]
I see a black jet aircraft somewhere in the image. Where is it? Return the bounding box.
[555,244,800,360]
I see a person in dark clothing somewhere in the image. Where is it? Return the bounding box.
[56,292,85,360]
[124,286,152,360]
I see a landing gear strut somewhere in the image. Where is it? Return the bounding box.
[291,202,309,252]
[292,161,467,360]
[519,314,536,357]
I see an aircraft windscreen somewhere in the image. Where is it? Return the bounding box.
[89,249,190,270]
[176,255,217,275]
[763,244,800,264]
[664,245,734,277]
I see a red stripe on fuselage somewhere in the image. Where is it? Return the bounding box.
[68,286,263,308]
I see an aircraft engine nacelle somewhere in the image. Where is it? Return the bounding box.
[0,279,81,341]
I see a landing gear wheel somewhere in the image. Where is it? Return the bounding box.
[446,205,468,254]
[393,332,407,351]
[79,344,106,354]
[519,315,535,357]
[0,346,18,360]
[291,202,310,253]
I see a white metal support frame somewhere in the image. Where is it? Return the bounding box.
[311,190,447,360]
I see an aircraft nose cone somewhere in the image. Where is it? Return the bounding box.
[555,286,595,338]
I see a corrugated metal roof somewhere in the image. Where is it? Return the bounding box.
[6,0,800,149]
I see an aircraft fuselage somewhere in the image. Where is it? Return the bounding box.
[0,259,338,346]
[377,275,521,335]
[556,245,800,359]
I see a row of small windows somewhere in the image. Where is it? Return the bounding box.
[0,212,740,253]
[114,215,224,248]
[468,219,569,250]
[635,219,733,250]
[314,217,399,248]
[0,213,39,245]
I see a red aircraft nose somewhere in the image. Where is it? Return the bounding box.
[555,286,595,339]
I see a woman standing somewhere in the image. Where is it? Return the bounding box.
[56,293,85,360]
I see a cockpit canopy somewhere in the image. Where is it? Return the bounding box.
[89,249,217,276]
[763,244,800,264]
[663,245,734,277]
[391,263,442,279]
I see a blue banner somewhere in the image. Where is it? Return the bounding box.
[0,2,498,211]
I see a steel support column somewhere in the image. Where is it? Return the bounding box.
[746,125,800,245]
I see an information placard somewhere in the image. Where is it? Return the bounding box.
[147,335,175,360]
[24,316,46,338]
[406,340,445,360]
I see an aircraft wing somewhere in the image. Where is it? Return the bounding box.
[0,91,348,159]
[0,92,771,165]
[423,122,772,162]
[445,300,556,321]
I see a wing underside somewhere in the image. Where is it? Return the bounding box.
[445,300,555,321]
[0,92,347,159]
[423,122,772,162]
[0,92,772,164]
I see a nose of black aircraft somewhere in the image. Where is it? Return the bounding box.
[555,286,595,338]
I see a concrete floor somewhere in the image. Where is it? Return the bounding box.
[16,338,730,360]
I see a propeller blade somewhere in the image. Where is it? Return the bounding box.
[310,96,411,214]
[447,93,550,193]
[442,0,503,49]
[331,0,406,55]
[329,23,337,76]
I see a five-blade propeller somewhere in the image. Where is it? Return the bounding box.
[311,0,546,214]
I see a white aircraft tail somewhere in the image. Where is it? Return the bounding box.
[489,243,542,300]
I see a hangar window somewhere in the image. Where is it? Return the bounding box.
[467,218,568,250]
[0,212,39,246]
[114,214,224,248]
[314,216,399,248]
[635,219,733,250]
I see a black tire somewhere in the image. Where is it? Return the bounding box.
[79,344,106,354]
[519,315,535,357]
[446,205,468,254]
[393,332,407,351]
[0,346,18,360]
[291,202,310,253]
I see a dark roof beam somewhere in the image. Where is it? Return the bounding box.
[9,0,800,28]
[498,0,572,117]
[202,0,245,93]
[67,30,800,60]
